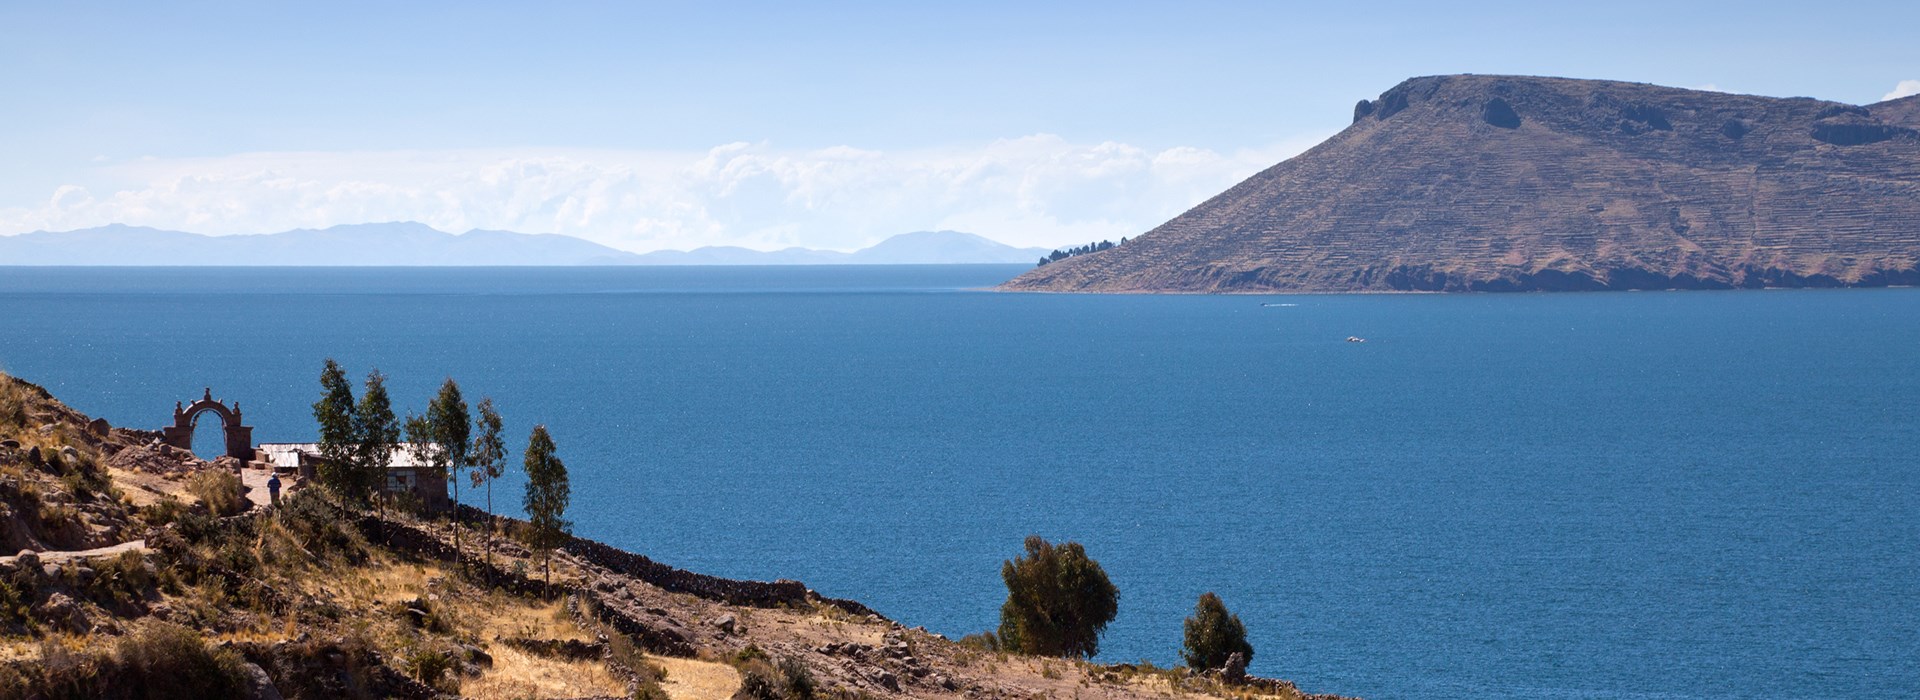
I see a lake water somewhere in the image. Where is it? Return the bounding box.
[0,266,1914,699]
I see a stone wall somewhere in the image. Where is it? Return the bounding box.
[445,505,888,620]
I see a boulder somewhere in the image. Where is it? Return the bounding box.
[237,661,285,700]
[34,592,88,633]
[1223,652,1248,684]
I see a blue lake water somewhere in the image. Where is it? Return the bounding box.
[0,266,1914,699]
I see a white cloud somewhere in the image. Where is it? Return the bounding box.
[0,134,1326,252]
[1883,79,1920,102]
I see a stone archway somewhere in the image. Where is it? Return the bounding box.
[160,388,255,460]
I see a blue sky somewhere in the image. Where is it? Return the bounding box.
[3,1,1916,251]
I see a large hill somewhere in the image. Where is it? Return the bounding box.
[1002,75,1920,292]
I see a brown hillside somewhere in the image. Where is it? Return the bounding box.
[1002,75,1920,292]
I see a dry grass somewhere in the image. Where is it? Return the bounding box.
[463,645,628,700]
[479,598,589,642]
[106,467,173,506]
[652,655,741,700]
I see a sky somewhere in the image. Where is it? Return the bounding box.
[2,1,1917,253]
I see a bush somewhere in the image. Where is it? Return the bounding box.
[113,620,252,699]
[408,648,459,692]
[174,509,219,544]
[997,535,1119,659]
[80,549,155,610]
[0,621,253,699]
[1181,592,1253,672]
[958,631,1000,652]
[733,660,784,700]
[731,643,769,665]
[186,468,247,517]
[778,656,816,700]
[727,651,815,700]
[273,488,366,563]
[140,497,188,528]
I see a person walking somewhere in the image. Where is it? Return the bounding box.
[267,472,282,507]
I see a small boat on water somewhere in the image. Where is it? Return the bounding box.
[1346,336,1367,343]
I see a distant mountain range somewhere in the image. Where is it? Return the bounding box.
[1003,74,1920,292]
[0,223,1049,266]
[635,230,1051,265]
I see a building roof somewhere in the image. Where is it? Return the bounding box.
[257,442,443,470]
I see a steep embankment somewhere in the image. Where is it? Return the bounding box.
[1003,75,1920,292]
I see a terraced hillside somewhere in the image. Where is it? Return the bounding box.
[1002,76,1920,292]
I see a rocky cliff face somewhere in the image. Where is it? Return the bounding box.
[1002,75,1920,292]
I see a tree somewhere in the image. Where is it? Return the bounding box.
[1181,592,1253,672]
[311,359,359,504]
[469,398,507,568]
[416,379,471,559]
[522,425,571,592]
[402,412,435,507]
[354,370,400,511]
[996,536,1119,658]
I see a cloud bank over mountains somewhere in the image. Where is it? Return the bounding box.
[0,134,1322,254]
[1885,79,1920,102]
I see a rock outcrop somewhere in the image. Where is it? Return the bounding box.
[1002,75,1920,292]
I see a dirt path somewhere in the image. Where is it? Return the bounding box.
[0,539,146,566]
[239,467,285,509]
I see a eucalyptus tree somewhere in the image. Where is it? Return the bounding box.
[997,536,1119,659]
[469,398,507,567]
[355,370,400,519]
[522,425,571,593]
[423,379,472,558]
[311,359,359,506]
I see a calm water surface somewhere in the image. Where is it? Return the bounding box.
[0,266,1914,699]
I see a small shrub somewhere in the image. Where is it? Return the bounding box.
[187,468,247,517]
[174,509,219,544]
[732,643,769,665]
[733,659,784,700]
[779,656,816,700]
[273,488,366,563]
[408,648,459,692]
[959,631,1000,652]
[729,655,815,700]
[59,471,91,500]
[114,620,252,699]
[141,497,188,528]
[79,549,155,609]
[212,537,261,579]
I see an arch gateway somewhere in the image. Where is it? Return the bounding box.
[159,388,255,460]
